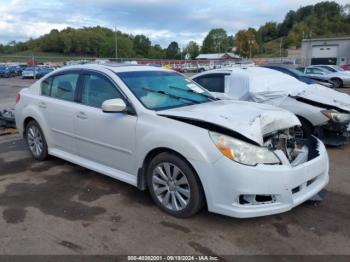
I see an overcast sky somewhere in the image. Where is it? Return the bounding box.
[0,0,348,47]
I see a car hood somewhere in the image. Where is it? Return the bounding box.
[158,100,300,146]
[297,84,350,112]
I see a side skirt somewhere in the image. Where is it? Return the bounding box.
[49,148,138,187]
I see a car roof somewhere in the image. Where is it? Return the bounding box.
[60,63,172,73]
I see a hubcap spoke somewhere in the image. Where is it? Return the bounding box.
[153,175,167,186]
[154,186,168,195]
[175,191,187,208]
[175,175,188,186]
[172,166,181,180]
[162,191,171,206]
[176,187,190,198]
[171,191,179,210]
[163,163,172,180]
[155,166,168,182]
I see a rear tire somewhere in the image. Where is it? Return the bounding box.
[25,120,48,161]
[146,152,205,218]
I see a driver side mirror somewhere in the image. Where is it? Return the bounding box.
[102,98,127,113]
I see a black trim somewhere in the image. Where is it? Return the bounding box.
[160,115,260,146]
[137,168,147,190]
[292,96,349,113]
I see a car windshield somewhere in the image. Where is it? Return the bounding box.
[117,71,214,110]
[332,66,344,71]
[288,67,307,77]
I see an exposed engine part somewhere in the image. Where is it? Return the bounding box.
[264,127,313,165]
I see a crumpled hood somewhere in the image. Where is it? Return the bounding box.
[296,84,350,112]
[158,100,300,145]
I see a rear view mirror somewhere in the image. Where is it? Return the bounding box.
[102,98,127,113]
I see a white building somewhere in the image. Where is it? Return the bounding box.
[301,36,350,66]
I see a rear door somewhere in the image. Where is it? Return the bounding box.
[39,71,81,154]
[74,71,137,174]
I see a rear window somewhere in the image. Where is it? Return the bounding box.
[41,77,52,96]
[193,74,228,93]
[50,73,79,102]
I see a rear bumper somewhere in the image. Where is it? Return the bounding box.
[191,138,329,218]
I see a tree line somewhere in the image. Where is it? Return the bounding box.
[0,1,349,59]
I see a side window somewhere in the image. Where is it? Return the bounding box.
[81,74,123,108]
[306,68,313,74]
[51,73,79,101]
[193,74,226,93]
[41,77,52,96]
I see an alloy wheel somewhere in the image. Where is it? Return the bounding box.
[151,162,191,211]
[27,125,44,157]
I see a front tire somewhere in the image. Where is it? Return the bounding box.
[331,78,343,88]
[25,120,48,161]
[146,152,205,218]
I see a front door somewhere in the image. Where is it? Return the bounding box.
[74,72,137,174]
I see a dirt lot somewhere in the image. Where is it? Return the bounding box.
[0,77,349,255]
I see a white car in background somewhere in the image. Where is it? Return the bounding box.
[15,64,329,218]
[192,67,350,146]
[297,66,350,88]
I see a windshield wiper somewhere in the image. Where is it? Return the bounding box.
[168,85,219,101]
[142,87,200,104]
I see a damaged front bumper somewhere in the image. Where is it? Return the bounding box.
[191,136,329,218]
[317,121,350,146]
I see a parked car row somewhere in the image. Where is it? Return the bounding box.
[22,66,55,79]
[0,64,25,78]
[15,63,338,219]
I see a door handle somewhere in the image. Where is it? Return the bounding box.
[76,111,87,119]
[39,102,47,108]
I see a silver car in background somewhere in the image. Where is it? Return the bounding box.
[297,66,350,88]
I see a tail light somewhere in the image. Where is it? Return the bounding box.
[15,93,21,104]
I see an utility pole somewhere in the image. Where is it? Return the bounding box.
[279,38,283,62]
[32,53,36,80]
[248,40,253,60]
[115,26,118,62]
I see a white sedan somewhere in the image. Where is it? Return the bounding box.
[15,64,329,218]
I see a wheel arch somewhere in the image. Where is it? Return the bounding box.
[330,77,343,88]
[137,147,207,207]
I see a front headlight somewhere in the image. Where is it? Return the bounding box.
[322,110,350,123]
[209,131,281,166]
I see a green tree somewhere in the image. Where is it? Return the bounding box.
[235,30,259,58]
[201,28,229,53]
[133,34,151,57]
[166,41,179,59]
[149,44,164,59]
[184,41,200,59]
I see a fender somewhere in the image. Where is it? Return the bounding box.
[21,101,53,148]
[135,128,222,172]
